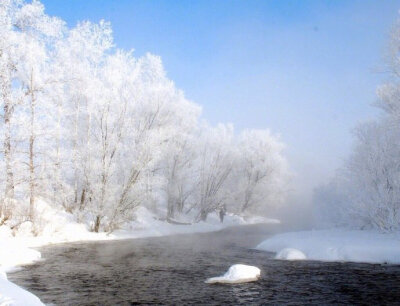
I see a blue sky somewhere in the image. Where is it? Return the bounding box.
[42,0,400,198]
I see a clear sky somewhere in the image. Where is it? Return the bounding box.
[41,0,400,199]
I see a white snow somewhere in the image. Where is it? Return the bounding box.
[257,229,400,264]
[115,207,279,240]
[275,248,307,260]
[0,242,41,273]
[0,273,44,306]
[0,241,44,305]
[205,264,261,284]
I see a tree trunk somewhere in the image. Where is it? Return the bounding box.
[52,100,62,207]
[79,188,86,210]
[167,196,175,219]
[197,209,208,222]
[4,102,14,201]
[94,215,101,232]
[73,99,80,207]
[29,86,36,220]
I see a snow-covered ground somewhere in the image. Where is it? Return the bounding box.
[0,238,44,305]
[0,201,278,305]
[0,272,44,306]
[257,229,400,264]
[205,264,261,284]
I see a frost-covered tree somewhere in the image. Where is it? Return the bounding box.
[0,0,64,222]
[156,106,200,219]
[0,0,290,233]
[162,137,197,219]
[0,0,18,220]
[313,17,400,232]
[347,122,400,231]
[314,121,400,231]
[193,124,235,221]
[14,0,64,220]
[232,129,289,215]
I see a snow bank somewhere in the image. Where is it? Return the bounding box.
[205,264,261,284]
[0,242,41,273]
[11,200,111,247]
[257,229,400,264]
[0,274,44,306]
[112,206,227,239]
[0,242,44,305]
[243,215,280,225]
[114,207,280,239]
[1,201,280,248]
[275,248,306,260]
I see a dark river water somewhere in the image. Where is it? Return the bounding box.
[8,224,400,305]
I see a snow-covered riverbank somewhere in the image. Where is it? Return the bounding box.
[0,204,278,305]
[0,271,44,306]
[257,229,400,264]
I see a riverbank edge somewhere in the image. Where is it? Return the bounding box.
[256,229,400,264]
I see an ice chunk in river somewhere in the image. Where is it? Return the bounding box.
[205,264,261,284]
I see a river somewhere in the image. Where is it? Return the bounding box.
[8,224,400,305]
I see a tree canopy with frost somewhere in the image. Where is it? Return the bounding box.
[313,17,400,232]
[0,0,289,233]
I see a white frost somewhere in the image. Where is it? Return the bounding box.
[275,248,306,260]
[257,229,400,264]
[205,264,261,284]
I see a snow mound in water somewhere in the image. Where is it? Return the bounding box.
[205,264,261,284]
[275,248,306,260]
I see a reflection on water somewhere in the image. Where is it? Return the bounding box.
[9,224,400,305]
